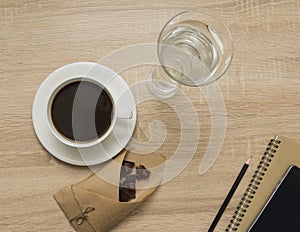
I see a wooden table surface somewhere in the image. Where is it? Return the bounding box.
[0,0,299,231]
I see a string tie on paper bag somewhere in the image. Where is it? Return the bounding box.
[69,207,95,225]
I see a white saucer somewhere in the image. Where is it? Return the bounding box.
[32,62,136,166]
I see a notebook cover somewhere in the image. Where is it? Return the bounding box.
[226,135,300,231]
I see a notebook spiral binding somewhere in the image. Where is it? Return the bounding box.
[225,138,281,232]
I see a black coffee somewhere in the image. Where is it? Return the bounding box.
[51,80,113,142]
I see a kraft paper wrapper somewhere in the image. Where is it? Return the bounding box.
[54,150,165,232]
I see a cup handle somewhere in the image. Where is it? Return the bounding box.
[117,109,133,119]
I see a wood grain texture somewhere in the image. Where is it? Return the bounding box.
[0,0,299,231]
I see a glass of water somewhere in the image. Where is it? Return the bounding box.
[148,11,233,98]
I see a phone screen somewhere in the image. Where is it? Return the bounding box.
[248,165,300,232]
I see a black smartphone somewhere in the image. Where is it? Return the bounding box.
[248,165,300,232]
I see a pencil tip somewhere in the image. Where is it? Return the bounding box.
[246,157,252,165]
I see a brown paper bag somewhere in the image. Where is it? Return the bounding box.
[54,150,165,232]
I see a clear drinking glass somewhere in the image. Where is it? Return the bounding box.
[148,11,233,98]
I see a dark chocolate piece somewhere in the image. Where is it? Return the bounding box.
[121,175,136,189]
[121,160,135,177]
[136,164,151,180]
[119,161,151,202]
[119,160,137,202]
[119,187,134,202]
[119,186,136,202]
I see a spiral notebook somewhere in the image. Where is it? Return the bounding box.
[226,135,300,231]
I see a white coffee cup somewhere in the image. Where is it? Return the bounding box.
[45,64,132,148]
